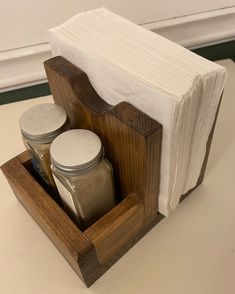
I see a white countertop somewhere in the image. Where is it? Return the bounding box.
[0,59,235,294]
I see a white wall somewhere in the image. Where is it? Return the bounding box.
[1,1,235,92]
[1,0,235,51]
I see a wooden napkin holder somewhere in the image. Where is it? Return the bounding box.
[1,56,221,287]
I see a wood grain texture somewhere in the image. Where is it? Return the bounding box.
[44,56,162,221]
[85,193,144,265]
[0,56,222,287]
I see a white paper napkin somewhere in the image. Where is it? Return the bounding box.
[48,8,227,215]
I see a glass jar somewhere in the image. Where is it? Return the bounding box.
[50,129,116,228]
[19,103,69,191]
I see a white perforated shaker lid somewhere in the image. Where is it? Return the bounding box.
[50,129,103,173]
[19,103,68,143]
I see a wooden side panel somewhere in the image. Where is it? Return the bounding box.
[85,194,144,264]
[44,56,162,221]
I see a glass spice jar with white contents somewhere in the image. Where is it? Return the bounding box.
[19,103,69,192]
[50,129,116,228]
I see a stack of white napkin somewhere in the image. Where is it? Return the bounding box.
[48,8,227,216]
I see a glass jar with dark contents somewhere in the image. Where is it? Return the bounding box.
[19,103,69,192]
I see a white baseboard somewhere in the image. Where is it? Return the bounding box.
[1,7,235,93]
[0,43,52,93]
[143,6,235,49]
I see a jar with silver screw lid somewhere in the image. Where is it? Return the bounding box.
[19,103,69,192]
[50,129,116,228]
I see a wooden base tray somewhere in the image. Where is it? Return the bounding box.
[1,56,221,287]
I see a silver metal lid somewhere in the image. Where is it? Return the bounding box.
[50,129,103,173]
[19,103,68,143]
